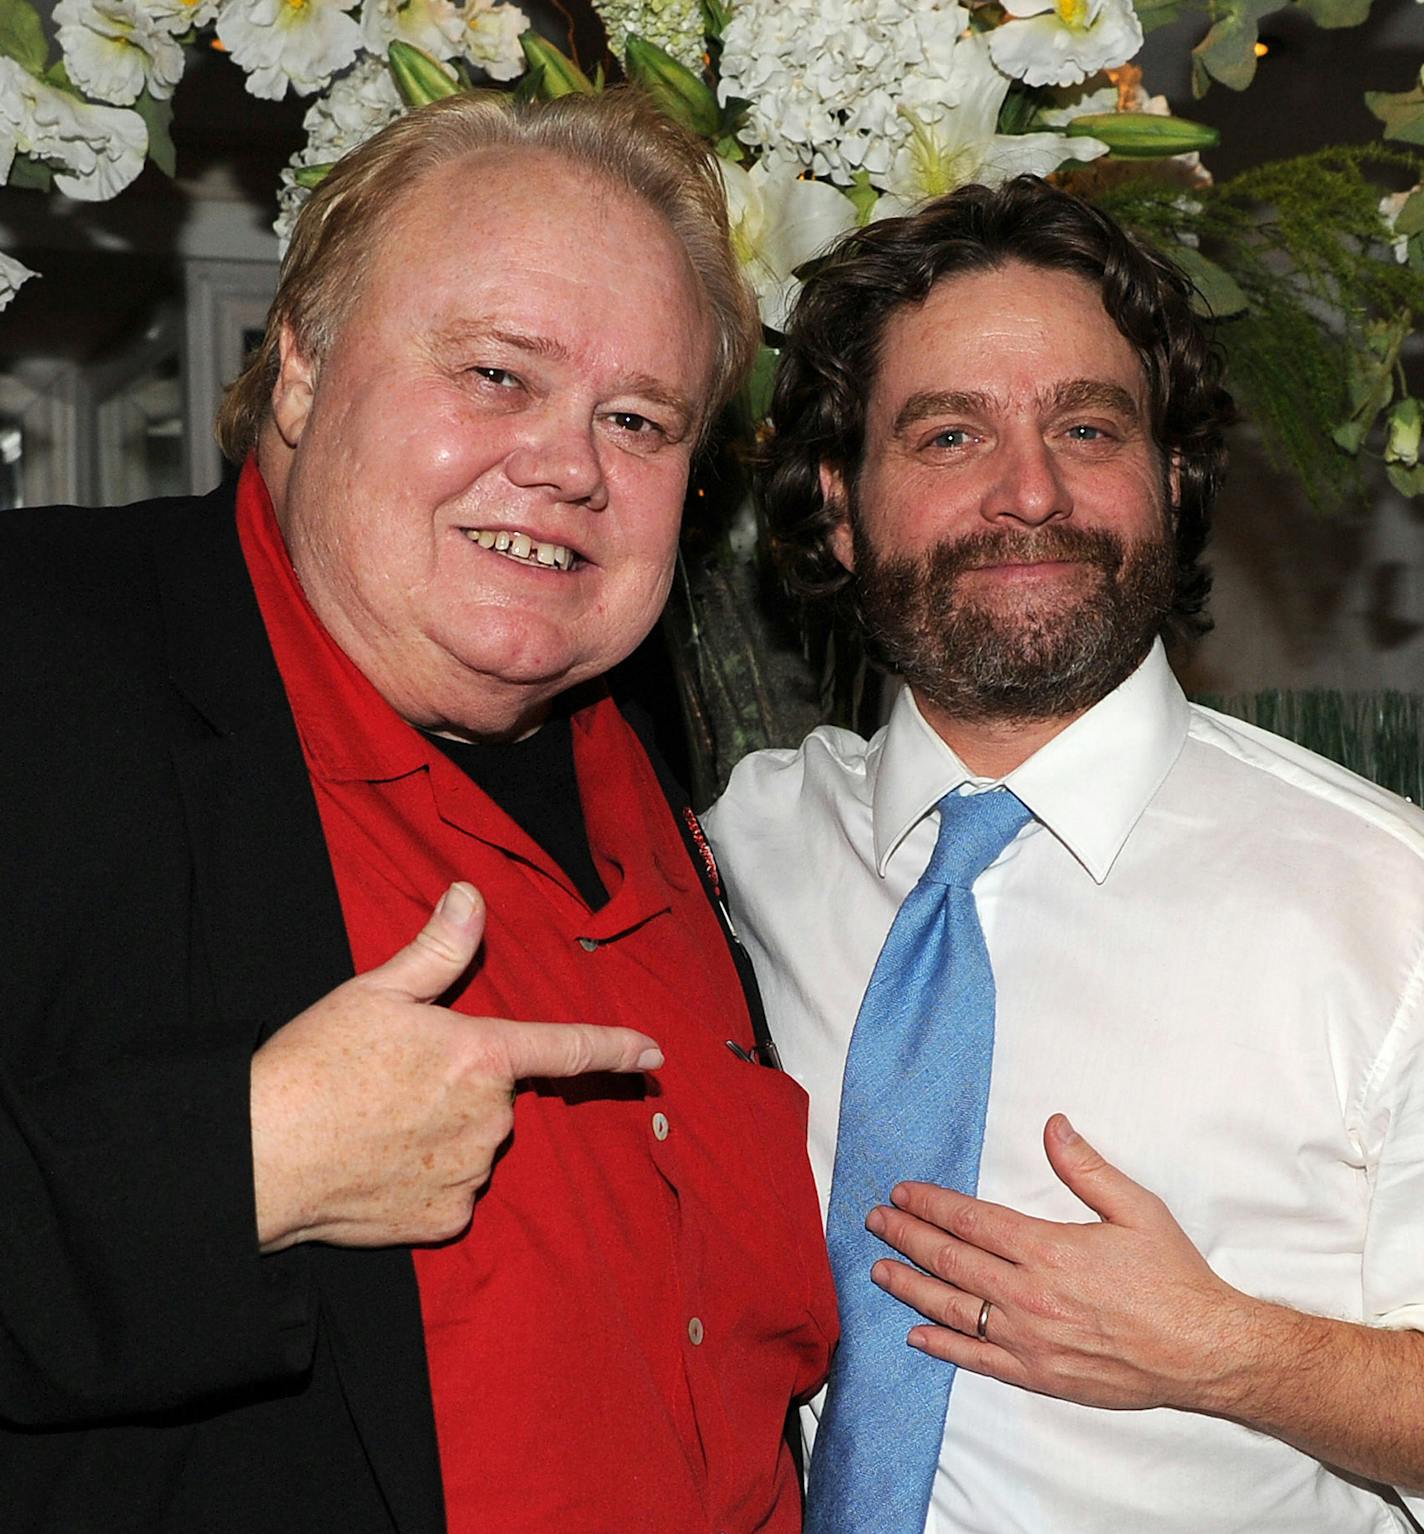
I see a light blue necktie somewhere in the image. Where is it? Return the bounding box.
[805,787,1032,1534]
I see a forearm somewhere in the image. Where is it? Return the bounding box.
[1188,1295,1424,1492]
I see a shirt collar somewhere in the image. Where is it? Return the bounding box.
[870,639,1189,884]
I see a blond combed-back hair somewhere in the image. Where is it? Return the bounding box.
[216,88,759,462]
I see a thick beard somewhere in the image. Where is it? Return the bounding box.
[852,517,1177,724]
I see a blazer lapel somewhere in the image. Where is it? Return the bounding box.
[153,487,446,1534]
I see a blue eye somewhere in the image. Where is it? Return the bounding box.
[1066,424,1106,440]
[932,428,970,449]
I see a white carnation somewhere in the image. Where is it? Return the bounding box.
[988,0,1143,90]
[360,0,465,61]
[217,0,364,100]
[460,0,528,81]
[54,0,186,105]
[0,55,147,199]
[718,0,968,183]
[274,53,405,248]
[593,0,705,71]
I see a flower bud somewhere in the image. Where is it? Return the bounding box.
[625,35,719,138]
[387,41,461,107]
[519,33,596,97]
[1064,112,1219,159]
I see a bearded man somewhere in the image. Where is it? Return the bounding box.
[703,177,1424,1533]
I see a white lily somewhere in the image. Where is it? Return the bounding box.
[988,0,1143,90]
[720,156,860,332]
[217,0,364,100]
[54,0,186,105]
[460,0,529,82]
[0,56,147,200]
[877,34,1106,215]
[0,250,39,313]
[360,0,465,61]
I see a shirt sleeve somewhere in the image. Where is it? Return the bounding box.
[0,1040,316,1426]
[1357,933,1424,1516]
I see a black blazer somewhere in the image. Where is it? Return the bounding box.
[0,487,443,1531]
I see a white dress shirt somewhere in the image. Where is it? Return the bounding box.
[704,641,1424,1533]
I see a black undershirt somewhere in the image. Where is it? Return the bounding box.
[427,712,609,910]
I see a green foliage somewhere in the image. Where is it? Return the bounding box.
[1368,78,1424,147]
[1296,0,1372,26]
[134,87,176,177]
[0,0,47,74]
[1095,146,1424,512]
[1134,0,1206,33]
[1191,0,1277,95]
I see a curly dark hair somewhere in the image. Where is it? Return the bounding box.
[762,175,1234,642]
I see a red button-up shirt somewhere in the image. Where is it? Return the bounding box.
[236,462,836,1532]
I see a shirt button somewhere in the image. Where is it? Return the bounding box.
[651,1111,670,1141]
[687,1317,704,1346]
[577,937,599,952]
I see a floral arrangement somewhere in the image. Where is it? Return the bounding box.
[3,0,1423,788]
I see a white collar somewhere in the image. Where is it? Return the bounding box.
[869,639,1190,885]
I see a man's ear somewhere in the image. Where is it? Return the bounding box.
[1167,450,1182,523]
[271,321,317,448]
[821,462,855,573]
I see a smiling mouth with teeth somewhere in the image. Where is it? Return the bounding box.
[465,528,576,572]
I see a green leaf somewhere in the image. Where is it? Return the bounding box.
[7,151,53,191]
[293,161,333,189]
[1367,82,1424,146]
[134,87,175,177]
[713,133,744,161]
[43,57,76,92]
[1134,0,1205,31]
[1396,189,1424,239]
[0,0,48,74]
[740,343,779,426]
[1332,314,1407,454]
[1296,0,1370,24]
[1171,245,1250,317]
[700,0,731,39]
[846,169,879,227]
[1387,460,1424,497]
[1190,0,1277,96]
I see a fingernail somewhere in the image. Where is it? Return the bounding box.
[440,882,475,924]
[636,1047,665,1071]
[870,1260,890,1287]
[865,1206,886,1235]
[890,1184,910,1207]
[1057,1115,1079,1144]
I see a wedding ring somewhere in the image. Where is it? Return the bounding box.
[975,1298,993,1342]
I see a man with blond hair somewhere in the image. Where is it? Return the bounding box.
[0,91,834,1532]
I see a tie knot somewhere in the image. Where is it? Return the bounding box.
[922,788,1031,889]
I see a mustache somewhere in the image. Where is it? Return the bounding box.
[924,524,1128,578]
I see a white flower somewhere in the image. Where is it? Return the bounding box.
[720,157,859,330]
[988,0,1143,90]
[877,34,1106,215]
[460,0,528,81]
[0,55,147,199]
[718,0,968,183]
[593,0,705,71]
[360,0,465,61]
[145,0,223,35]
[54,0,186,105]
[217,0,363,100]
[0,250,38,313]
[274,53,405,248]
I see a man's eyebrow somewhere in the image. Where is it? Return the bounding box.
[892,390,997,437]
[430,320,570,361]
[1041,378,1142,422]
[618,373,696,428]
